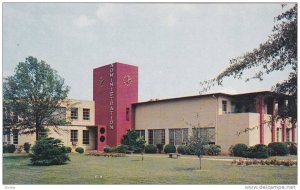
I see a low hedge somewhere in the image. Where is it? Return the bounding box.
[232,144,248,157]
[268,142,288,156]
[243,144,269,158]
[145,144,157,153]
[164,144,176,153]
[75,147,84,154]
[65,146,72,153]
[203,144,221,156]
[177,145,188,154]
[3,144,16,153]
[288,143,297,155]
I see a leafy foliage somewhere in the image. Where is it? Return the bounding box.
[163,144,176,153]
[243,144,269,158]
[30,137,70,166]
[65,146,72,153]
[75,147,84,154]
[144,144,157,153]
[177,145,189,154]
[121,130,146,153]
[200,5,297,124]
[232,144,248,157]
[23,142,31,153]
[203,144,221,156]
[3,56,70,140]
[3,144,16,153]
[288,143,297,155]
[268,142,289,156]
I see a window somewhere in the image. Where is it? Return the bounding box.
[136,130,145,139]
[126,108,130,121]
[148,129,165,145]
[71,108,78,120]
[13,129,18,144]
[169,128,189,145]
[70,130,78,142]
[222,100,227,113]
[83,130,89,144]
[83,109,90,120]
[192,128,215,143]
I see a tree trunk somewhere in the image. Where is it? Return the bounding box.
[199,157,202,170]
[36,127,39,141]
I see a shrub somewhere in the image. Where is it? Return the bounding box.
[164,144,176,153]
[30,137,70,166]
[65,146,72,153]
[243,144,269,158]
[203,144,221,156]
[144,144,157,153]
[177,145,188,154]
[115,145,129,153]
[75,147,84,154]
[104,146,113,153]
[228,145,234,156]
[232,144,248,157]
[85,152,125,157]
[288,143,297,155]
[24,142,31,153]
[3,145,8,153]
[156,144,164,153]
[186,145,196,155]
[7,144,16,153]
[268,142,289,156]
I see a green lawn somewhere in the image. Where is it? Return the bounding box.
[3,153,297,184]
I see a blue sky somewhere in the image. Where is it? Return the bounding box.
[3,3,294,102]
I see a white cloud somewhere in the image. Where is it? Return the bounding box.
[73,15,96,28]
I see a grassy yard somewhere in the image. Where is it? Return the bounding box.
[3,153,297,184]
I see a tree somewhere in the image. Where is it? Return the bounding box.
[200,4,297,124]
[186,127,214,170]
[3,56,70,141]
[121,129,146,153]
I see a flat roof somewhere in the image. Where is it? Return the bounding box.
[132,90,275,106]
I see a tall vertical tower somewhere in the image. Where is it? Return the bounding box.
[93,62,138,151]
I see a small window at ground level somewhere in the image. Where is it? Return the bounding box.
[71,130,78,142]
[83,130,89,144]
[13,129,18,145]
[148,129,165,145]
[135,130,145,139]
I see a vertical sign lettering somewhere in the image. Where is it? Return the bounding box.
[109,64,114,129]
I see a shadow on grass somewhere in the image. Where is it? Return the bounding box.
[174,167,207,172]
[3,155,29,159]
[130,159,147,162]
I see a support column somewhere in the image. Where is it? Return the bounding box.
[282,119,286,142]
[292,127,296,143]
[281,99,287,142]
[271,98,276,142]
[256,96,264,144]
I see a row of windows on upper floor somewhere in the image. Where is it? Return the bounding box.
[3,107,91,122]
[221,99,289,115]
